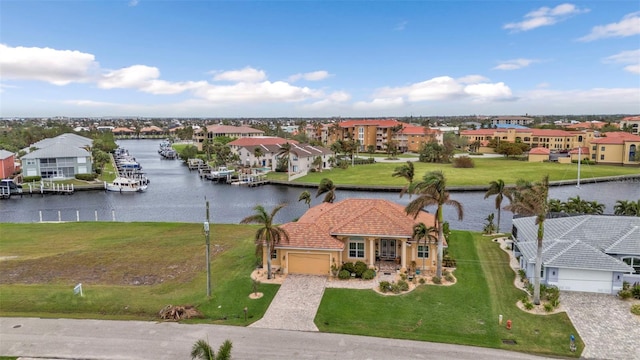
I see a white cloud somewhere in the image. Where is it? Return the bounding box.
[579,12,640,41]
[212,67,266,82]
[376,76,464,101]
[63,99,117,107]
[98,65,206,94]
[464,82,513,101]
[288,70,331,82]
[192,81,322,103]
[603,49,640,74]
[457,75,489,84]
[304,91,351,110]
[0,44,98,85]
[493,58,539,70]
[353,97,405,111]
[504,3,588,32]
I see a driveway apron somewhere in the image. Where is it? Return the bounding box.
[561,292,640,360]
[250,274,327,332]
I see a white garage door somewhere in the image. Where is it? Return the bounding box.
[557,268,612,293]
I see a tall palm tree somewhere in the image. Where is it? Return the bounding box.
[278,143,292,181]
[191,339,232,360]
[316,178,337,203]
[392,161,415,197]
[587,201,605,215]
[412,222,438,273]
[484,179,512,233]
[405,170,464,277]
[505,175,550,305]
[240,204,289,279]
[298,190,311,208]
[614,200,639,216]
[253,147,264,167]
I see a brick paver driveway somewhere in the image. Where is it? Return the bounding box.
[561,292,640,360]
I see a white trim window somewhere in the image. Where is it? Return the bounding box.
[417,245,429,258]
[348,238,365,258]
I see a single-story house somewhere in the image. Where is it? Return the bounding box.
[266,198,437,276]
[512,215,639,294]
[527,147,550,162]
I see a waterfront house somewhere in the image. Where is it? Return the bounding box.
[265,199,437,276]
[512,215,638,294]
[0,149,16,179]
[21,133,93,179]
[193,124,264,151]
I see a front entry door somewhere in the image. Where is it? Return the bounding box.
[380,239,396,259]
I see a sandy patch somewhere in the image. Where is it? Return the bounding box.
[249,292,264,299]
[250,268,286,285]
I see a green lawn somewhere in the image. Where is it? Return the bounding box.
[268,157,639,187]
[0,223,278,325]
[315,231,582,357]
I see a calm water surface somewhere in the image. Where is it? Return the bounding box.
[1,139,638,231]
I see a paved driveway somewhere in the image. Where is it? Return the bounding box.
[561,292,640,360]
[249,274,327,331]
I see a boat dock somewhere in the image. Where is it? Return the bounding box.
[230,173,268,187]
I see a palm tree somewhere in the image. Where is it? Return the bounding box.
[587,201,605,215]
[240,204,289,279]
[614,200,639,216]
[278,143,292,181]
[412,222,437,273]
[548,199,563,213]
[505,175,550,305]
[253,147,264,167]
[298,190,311,208]
[392,161,415,197]
[191,339,232,360]
[312,156,323,172]
[484,179,512,234]
[316,178,337,203]
[405,170,464,277]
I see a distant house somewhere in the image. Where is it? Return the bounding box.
[21,133,93,179]
[527,147,550,162]
[490,116,535,126]
[512,215,638,294]
[193,125,264,151]
[140,126,164,136]
[112,127,135,136]
[266,199,437,275]
[589,132,640,166]
[619,116,640,135]
[0,149,16,179]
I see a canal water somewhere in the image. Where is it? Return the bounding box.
[1,139,638,231]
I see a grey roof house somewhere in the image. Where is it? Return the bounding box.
[21,134,93,179]
[512,215,638,294]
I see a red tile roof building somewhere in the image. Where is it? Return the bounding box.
[589,132,640,165]
[620,116,640,135]
[330,119,442,152]
[193,125,264,151]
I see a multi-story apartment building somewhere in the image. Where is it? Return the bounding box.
[620,116,640,135]
[490,116,535,127]
[193,125,264,151]
[590,132,640,166]
[330,119,441,152]
[460,128,594,151]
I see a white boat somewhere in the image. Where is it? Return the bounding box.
[106,177,148,192]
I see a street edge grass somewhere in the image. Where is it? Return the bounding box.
[314,231,581,358]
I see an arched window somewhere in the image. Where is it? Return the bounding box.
[622,256,640,274]
[629,144,637,162]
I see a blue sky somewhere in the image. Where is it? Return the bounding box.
[1,1,639,118]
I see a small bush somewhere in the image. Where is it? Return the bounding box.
[400,273,407,281]
[632,283,640,299]
[379,281,392,293]
[452,156,475,168]
[361,269,376,280]
[354,261,368,277]
[75,173,97,181]
[618,289,633,300]
[396,280,409,292]
[518,269,527,282]
[432,276,442,284]
[631,304,640,316]
[524,301,534,310]
[443,269,450,276]
[418,278,426,285]
[445,274,455,283]
[543,303,554,312]
[338,269,351,280]
[341,262,356,274]
[23,176,42,183]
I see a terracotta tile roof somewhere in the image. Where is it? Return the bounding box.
[228,137,298,147]
[339,119,401,128]
[112,127,134,133]
[279,223,344,249]
[569,147,589,155]
[591,132,640,144]
[460,129,496,136]
[622,116,640,122]
[569,121,611,129]
[529,147,550,155]
[399,125,440,135]
[205,125,264,134]
[140,126,163,132]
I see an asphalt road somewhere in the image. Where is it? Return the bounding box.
[0,317,555,360]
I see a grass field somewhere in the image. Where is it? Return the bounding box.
[315,231,582,357]
[268,157,639,186]
[0,222,278,325]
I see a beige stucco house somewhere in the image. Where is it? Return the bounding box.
[265,199,437,276]
[527,147,550,162]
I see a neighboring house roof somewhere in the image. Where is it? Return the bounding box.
[205,125,264,134]
[229,137,297,147]
[569,147,589,155]
[112,127,134,133]
[621,116,640,122]
[22,142,91,159]
[529,147,550,155]
[513,215,638,272]
[140,126,163,133]
[277,199,437,250]
[0,149,14,160]
[31,133,92,150]
[590,132,640,145]
[460,128,577,137]
[399,125,440,136]
[339,119,401,128]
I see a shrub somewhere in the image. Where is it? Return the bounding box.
[432,276,442,284]
[419,278,426,285]
[443,269,450,276]
[631,304,640,316]
[341,262,356,274]
[524,301,534,310]
[452,156,475,168]
[23,176,42,183]
[632,283,640,299]
[543,303,554,312]
[400,273,407,281]
[518,269,527,282]
[396,280,409,292]
[75,173,97,181]
[445,274,455,282]
[354,261,368,277]
[361,269,376,280]
[618,289,633,300]
[338,270,351,280]
[379,281,392,293]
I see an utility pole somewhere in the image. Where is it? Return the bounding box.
[204,199,211,297]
